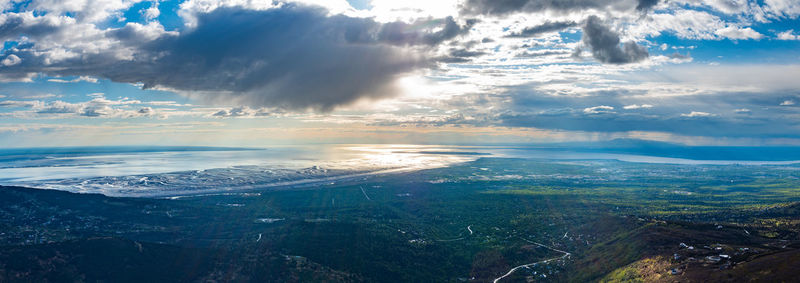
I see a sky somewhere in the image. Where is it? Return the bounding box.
[0,0,799,147]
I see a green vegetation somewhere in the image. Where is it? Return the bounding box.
[1,158,799,282]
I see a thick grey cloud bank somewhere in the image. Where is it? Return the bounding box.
[0,5,473,111]
[581,15,648,64]
[486,84,800,138]
[499,110,800,138]
[461,0,659,15]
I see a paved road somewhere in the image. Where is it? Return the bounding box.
[359,186,371,200]
[493,238,571,283]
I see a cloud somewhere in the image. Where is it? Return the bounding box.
[377,16,476,46]
[623,104,653,109]
[26,0,138,24]
[714,26,764,40]
[679,0,749,15]
[639,65,800,91]
[0,100,36,107]
[515,50,571,58]
[137,107,154,115]
[670,0,799,23]
[497,109,800,138]
[583,105,615,114]
[448,78,800,138]
[777,29,799,40]
[667,52,691,60]
[680,111,715,117]
[28,95,156,118]
[461,0,660,15]
[36,100,83,114]
[505,21,578,38]
[142,2,160,21]
[760,0,800,20]
[628,9,771,41]
[636,0,660,11]
[448,48,486,58]
[581,16,649,64]
[212,106,276,118]
[0,0,798,144]
[0,12,68,41]
[496,103,800,138]
[0,4,478,111]
[1,54,20,66]
[47,76,99,83]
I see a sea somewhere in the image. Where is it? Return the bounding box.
[1,144,798,197]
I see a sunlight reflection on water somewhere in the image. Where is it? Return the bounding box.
[0,144,483,183]
[2,144,799,197]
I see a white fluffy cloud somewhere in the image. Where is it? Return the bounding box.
[47,76,98,83]
[628,9,765,41]
[584,105,615,114]
[777,29,800,40]
[623,104,653,109]
[26,0,140,23]
[1,54,20,66]
[714,26,764,40]
[681,111,715,117]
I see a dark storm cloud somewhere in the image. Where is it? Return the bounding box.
[124,6,426,111]
[0,5,475,111]
[461,0,660,15]
[581,16,648,64]
[505,21,578,38]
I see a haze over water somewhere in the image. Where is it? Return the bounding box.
[2,144,799,197]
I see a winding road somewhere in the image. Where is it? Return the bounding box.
[492,238,571,283]
[434,225,474,242]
